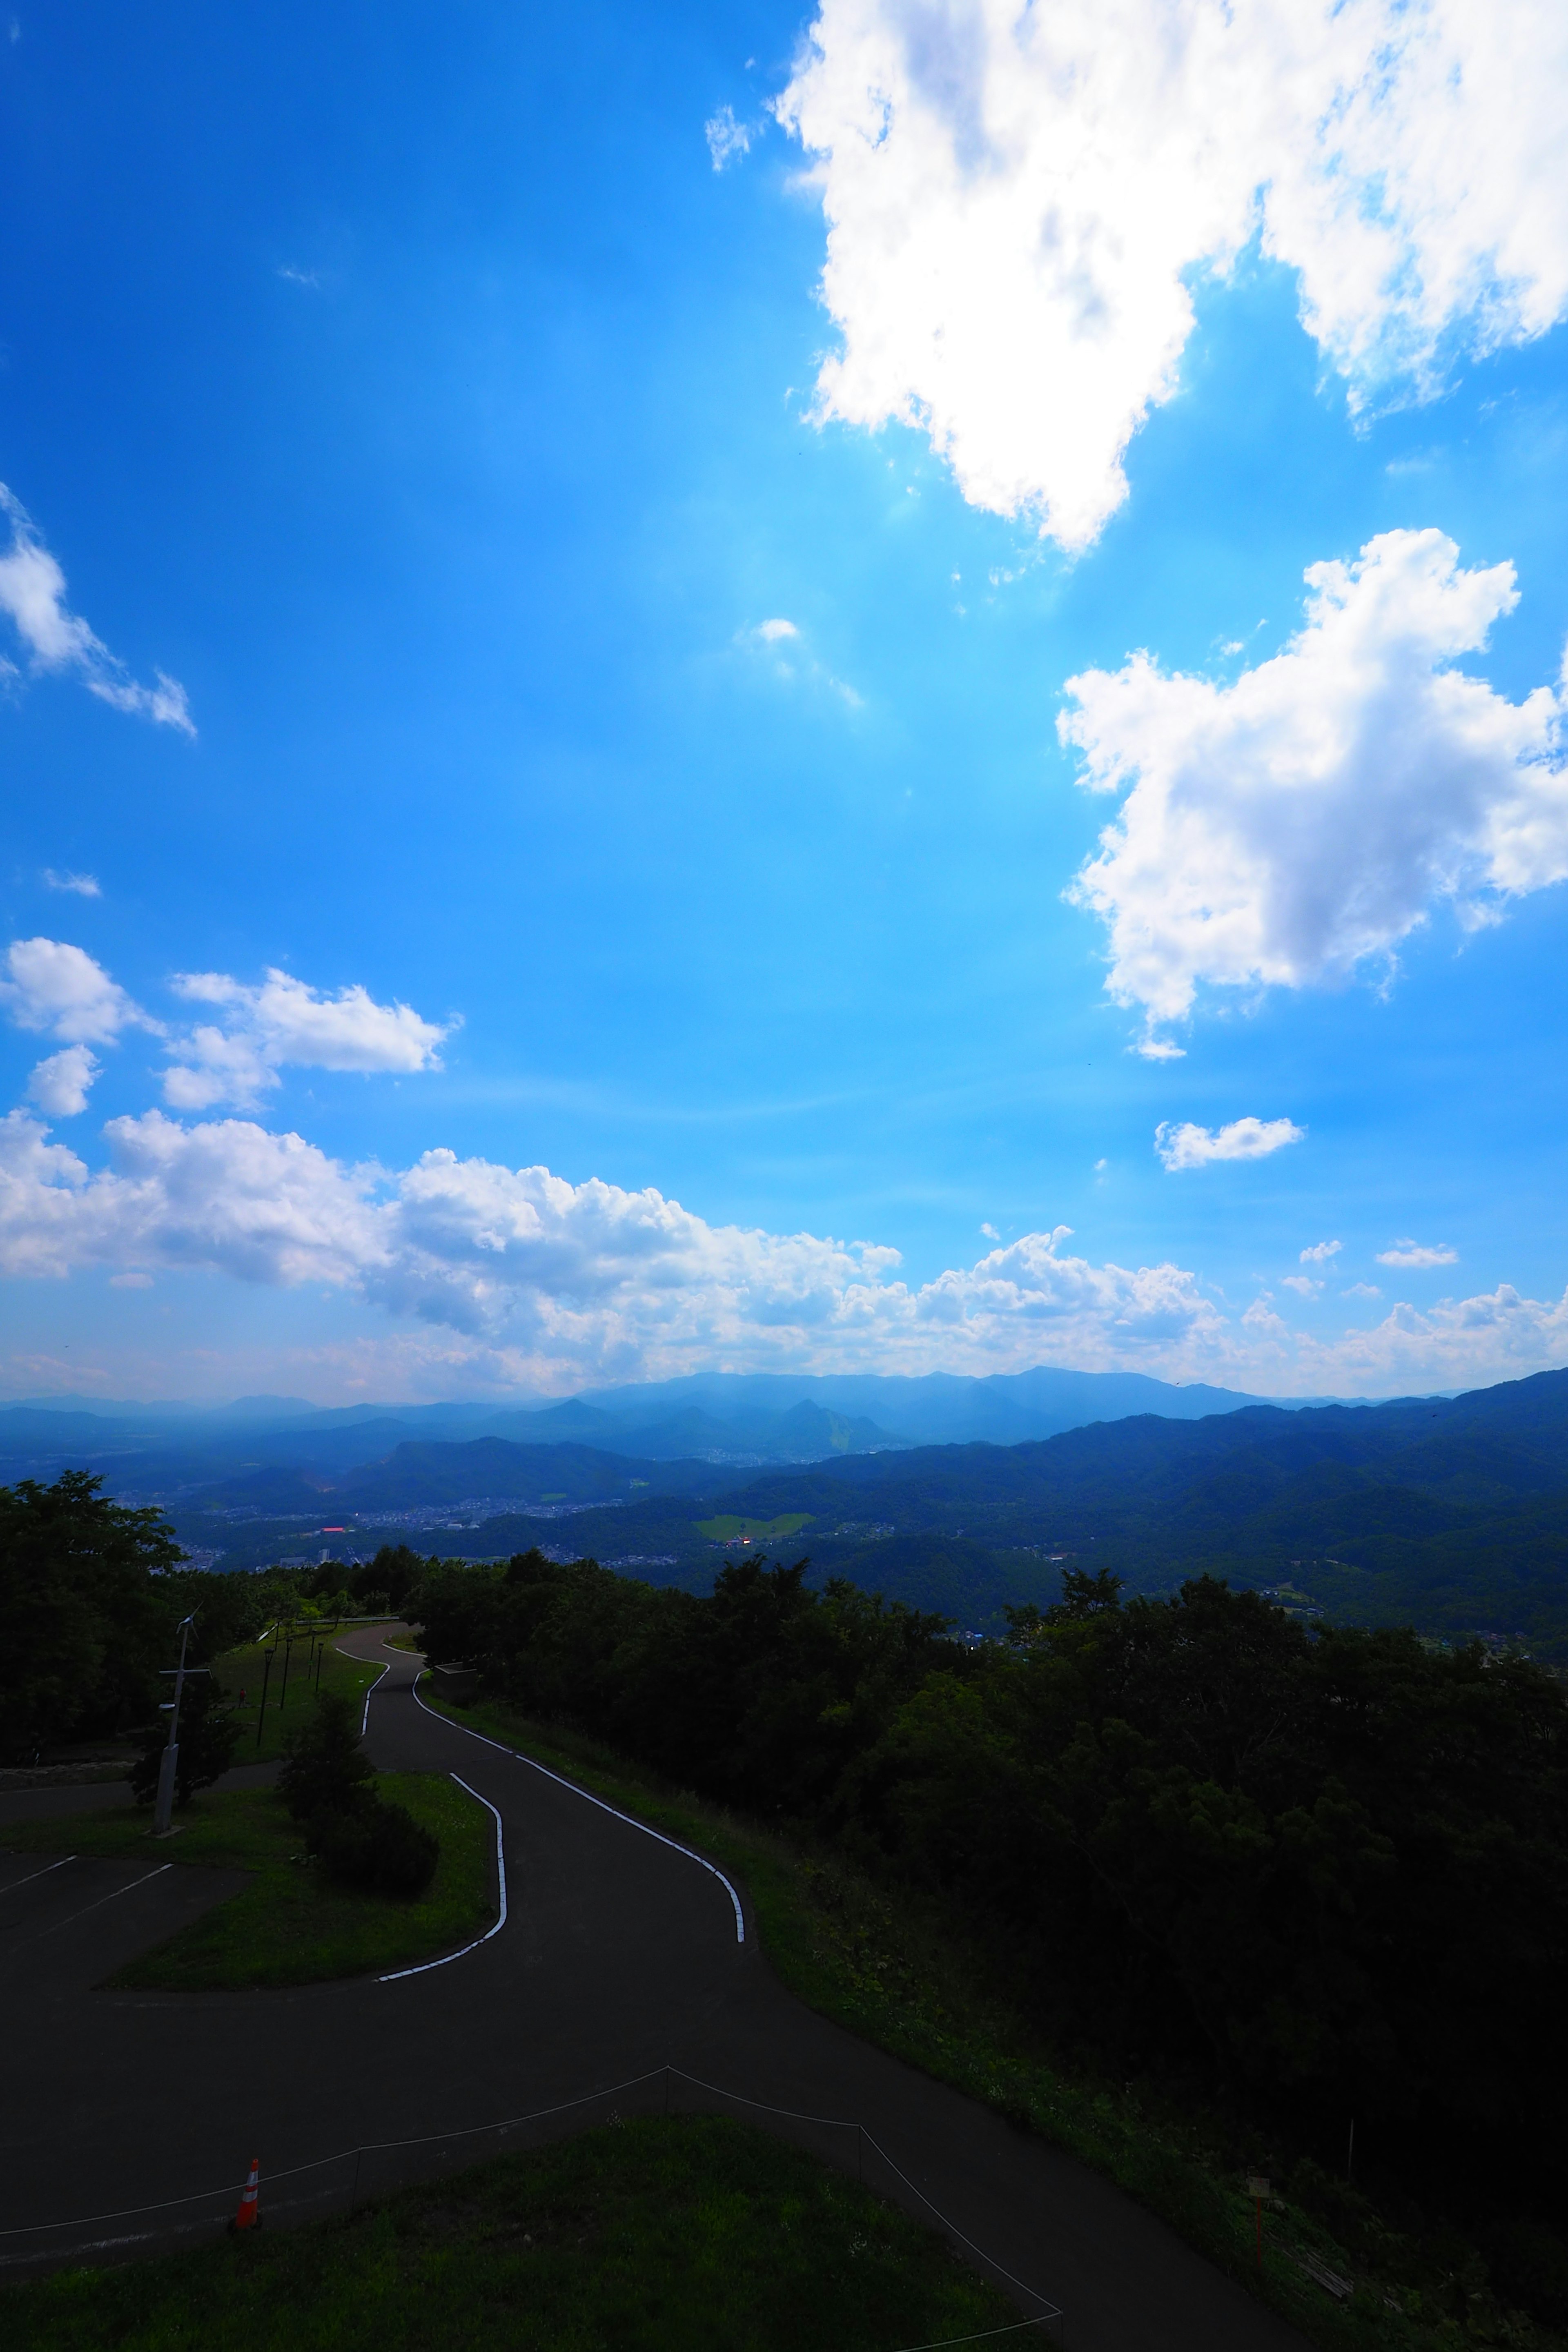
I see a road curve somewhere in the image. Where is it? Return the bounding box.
[0,1629,1310,2352]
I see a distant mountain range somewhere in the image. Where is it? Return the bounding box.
[9,1361,1568,1655]
[0,1362,1315,1484]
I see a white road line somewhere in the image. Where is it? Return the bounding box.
[410,1677,746,1944]
[336,1652,393,1735]
[31,1864,174,1942]
[0,1855,77,1900]
[378,1773,508,1982]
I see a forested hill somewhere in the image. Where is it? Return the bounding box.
[699,1366,1568,1649]
[58,1362,1568,1652]
[432,1366,1568,1653]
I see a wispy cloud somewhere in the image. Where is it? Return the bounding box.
[704,104,752,171]
[738,616,862,708]
[1301,1238,1342,1263]
[1155,1117,1304,1171]
[42,869,102,898]
[0,486,194,733]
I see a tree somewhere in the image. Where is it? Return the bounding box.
[0,1472,183,1759]
[278,1688,374,1823]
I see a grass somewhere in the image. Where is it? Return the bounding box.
[695,1513,815,1543]
[0,1774,494,1990]
[0,2114,1020,2352]
[419,1682,1563,2352]
[209,1634,385,1766]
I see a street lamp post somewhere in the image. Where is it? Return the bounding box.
[153,1615,205,1837]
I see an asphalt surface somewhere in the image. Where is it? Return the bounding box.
[0,1631,1311,2350]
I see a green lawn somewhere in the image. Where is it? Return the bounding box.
[210,1633,387,1765]
[695,1513,815,1543]
[0,1774,493,1990]
[0,2116,1019,2352]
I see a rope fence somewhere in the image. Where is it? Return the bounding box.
[0,2062,1064,2339]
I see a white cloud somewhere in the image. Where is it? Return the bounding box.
[705,104,753,170]
[1061,531,1568,1041]
[0,485,194,733]
[42,870,101,898]
[162,969,450,1110]
[0,938,151,1045]
[1376,1238,1459,1268]
[980,1220,1000,1240]
[1,1087,1564,1400]
[775,0,1568,547]
[27,1045,99,1118]
[739,616,862,707]
[1155,1116,1304,1170]
[1301,1238,1342,1263]
[1344,1282,1382,1298]
[1281,1274,1321,1297]
[0,1110,1229,1380]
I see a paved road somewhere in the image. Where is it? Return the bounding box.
[0,1632,1310,2350]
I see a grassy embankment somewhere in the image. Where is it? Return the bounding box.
[419,1681,1562,2352]
[209,1628,386,1763]
[0,2114,1017,2352]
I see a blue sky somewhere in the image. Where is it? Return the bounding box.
[1,0,1566,1403]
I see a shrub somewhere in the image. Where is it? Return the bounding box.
[309,1797,439,1898]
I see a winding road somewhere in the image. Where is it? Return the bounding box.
[0,1630,1310,2350]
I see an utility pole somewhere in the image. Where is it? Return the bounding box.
[154,1615,204,1836]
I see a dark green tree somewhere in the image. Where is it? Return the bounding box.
[278,1688,374,1823]
[0,1472,183,1759]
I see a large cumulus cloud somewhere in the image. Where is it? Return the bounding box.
[776,0,1568,546]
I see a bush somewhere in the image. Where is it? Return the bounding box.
[309,1797,439,1898]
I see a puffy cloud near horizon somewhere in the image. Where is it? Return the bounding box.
[776,0,1568,546]
[162,968,451,1110]
[0,485,194,733]
[0,1101,1561,1398]
[1061,531,1568,1041]
[1156,1116,1304,1170]
[0,1105,1227,1380]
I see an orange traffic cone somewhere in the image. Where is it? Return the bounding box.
[228,2157,261,2234]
